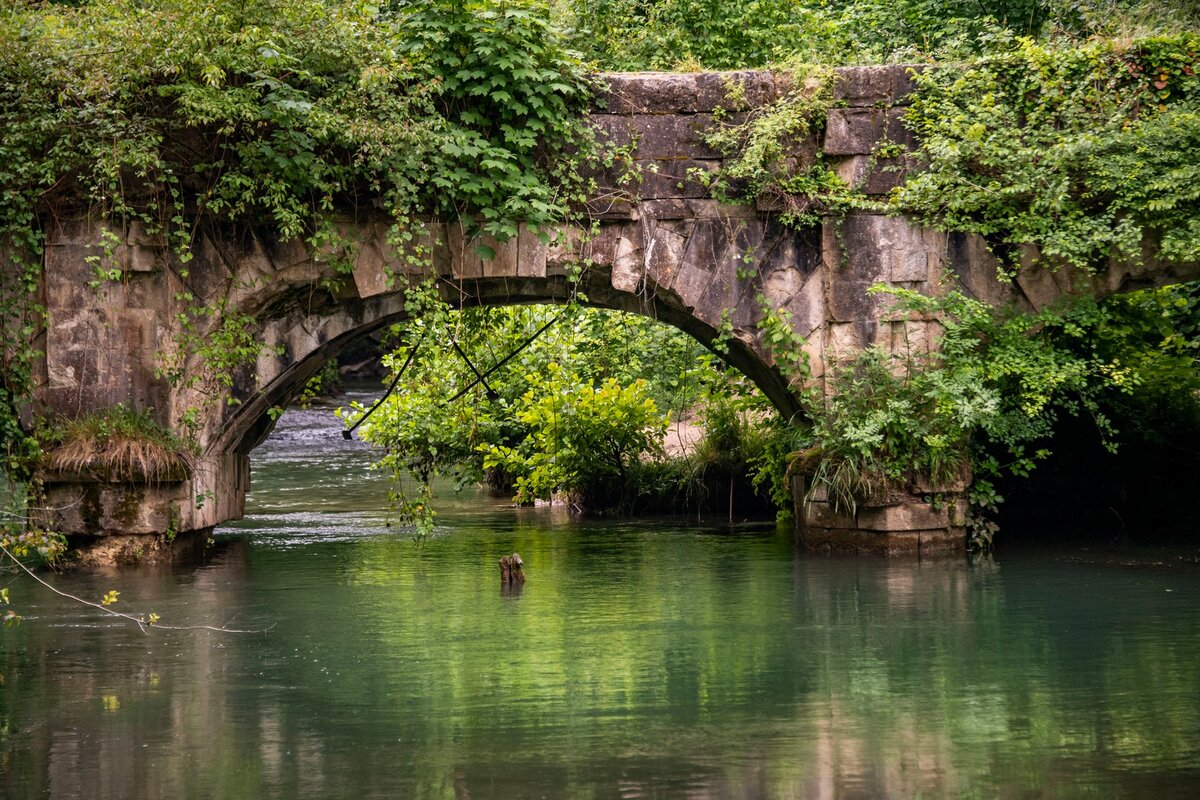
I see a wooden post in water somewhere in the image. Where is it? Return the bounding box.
[499,553,525,585]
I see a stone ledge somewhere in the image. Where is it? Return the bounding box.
[599,71,778,114]
[599,66,918,115]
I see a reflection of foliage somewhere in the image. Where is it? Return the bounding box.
[10,520,1199,796]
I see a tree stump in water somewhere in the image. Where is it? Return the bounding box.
[499,553,525,585]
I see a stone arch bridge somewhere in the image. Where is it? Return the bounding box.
[32,67,1199,561]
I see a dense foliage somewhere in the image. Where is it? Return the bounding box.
[0,0,593,479]
[808,282,1200,546]
[899,34,1200,271]
[555,0,1200,70]
[342,298,747,532]
[0,0,597,567]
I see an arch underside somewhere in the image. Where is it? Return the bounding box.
[216,268,803,458]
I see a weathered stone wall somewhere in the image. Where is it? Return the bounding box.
[31,66,1200,556]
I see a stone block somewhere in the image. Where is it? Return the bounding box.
[599,72,775,114]
[672,263,715,308]
[589,114,636,153]
[823,216,874,280]
[637,199,692,221]
[686,113,744,159]
[618,115,729,160]
[826,279,880,323]
[352,237,391,298]
[118,244,160,272]
[805,499,856,530]
[446,226,483,279]
[917,528,967,556]
[644,224,688,292]
[833,214,943,288]
[823,107,914,156]
[802,327,826,379]
[1014,262,1063,312]
[599,72,701,114]
[784,271,825,338]
[799,524,963,556]
[695,268,734,328]
[833,155,913,195]
[267,235,313,271]
[856,499,952,532]
[886,319,934,362]
[680,219,734,275]
[759,225,821,283]
[480,234,519,278]
[545,226,588,275]
[680,199,761,220]
[892,250,928,283]
[124,219,165,248]
[761,264,803,307]
[43,216,100,246]
[824,108,882,156]
[631,116,686,159]
[517,225,549,278]
[693,71,778,111]
[43,246,99,311]
[825,321,865,360]
[832,65,920,107]
[610,235,644,293]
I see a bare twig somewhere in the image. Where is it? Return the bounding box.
[0,542,269,635]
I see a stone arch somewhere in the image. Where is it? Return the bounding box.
[211,263,805,462]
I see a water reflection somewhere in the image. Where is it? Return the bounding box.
[3,400,1200,798]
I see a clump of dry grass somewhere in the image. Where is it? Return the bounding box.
[40,406,193,483]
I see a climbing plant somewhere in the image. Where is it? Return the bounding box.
[699,66,864,228]
[898,34,1200,272]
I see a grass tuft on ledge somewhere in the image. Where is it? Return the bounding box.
[39,406,193,484]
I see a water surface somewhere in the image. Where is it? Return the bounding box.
[3,397,1200,798]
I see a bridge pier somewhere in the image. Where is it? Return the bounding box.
[39,454,247,566]
[793,475,967,556]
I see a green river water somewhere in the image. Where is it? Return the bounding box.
[3,395,1200,798]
